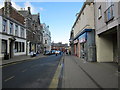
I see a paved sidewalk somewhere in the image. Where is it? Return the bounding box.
[1,54,46,66]
[62,55,119,88]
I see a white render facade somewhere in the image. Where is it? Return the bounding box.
[42,23,51,51]
[0,15,26,59]
[94,1,120,63]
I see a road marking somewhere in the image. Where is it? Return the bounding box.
[22,69,27,72]
[2,62,19,68]
[49,59,63,88]
[4,76,15,82]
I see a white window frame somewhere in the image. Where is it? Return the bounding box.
[20,27,24,38]
[15,25,18,36]
[10,22,13,35]
[98,5,102,19]
[2,19,7,33]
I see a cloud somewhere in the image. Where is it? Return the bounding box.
[0,1,40,14]
[11,1,21,10]
[24,1,38,14]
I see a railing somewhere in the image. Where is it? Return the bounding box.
[104,4,114,23]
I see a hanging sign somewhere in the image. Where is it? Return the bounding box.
[78,33,87,43]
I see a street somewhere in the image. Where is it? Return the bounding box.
[2,54,62,88]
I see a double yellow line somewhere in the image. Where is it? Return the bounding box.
[49,57,64,88]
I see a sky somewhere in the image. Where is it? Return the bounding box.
[0,1,84,44]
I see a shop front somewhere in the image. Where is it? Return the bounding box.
[74,29,96,62]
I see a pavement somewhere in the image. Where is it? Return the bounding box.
[61,55,119,89]
[1,54,47,66]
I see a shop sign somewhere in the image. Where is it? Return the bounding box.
[78,33,87,43]
[74,39,78,44]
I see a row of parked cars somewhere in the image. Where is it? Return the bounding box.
[44,50,61,55]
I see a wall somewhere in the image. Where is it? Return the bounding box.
[74,3,95,38]
[95,2,119,34]
[96,35,113,62]
[0,15,26,58]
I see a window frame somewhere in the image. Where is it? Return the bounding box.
[2,19,7,33]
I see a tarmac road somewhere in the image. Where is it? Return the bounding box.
[2,54,62,88]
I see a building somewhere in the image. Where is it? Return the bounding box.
[42,23,51,52]
[70,0,96,62]
[0,0,26,59]
[18,7,43,55]
[51,42,68,52]
[94,1,120,63]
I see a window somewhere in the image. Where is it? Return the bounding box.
[2,19,7,33]
[15,42,24,52]
[21,27,24,38]
[2,40,7,54]
[19,42,21,52]
[15,25,18,36]
[10,22,13,34]
[21,42,25,52]
[15,42,18,52]
[98,6,102,19]
[45,40,47,44]
[104,1,114,22]
[106,0,113,8]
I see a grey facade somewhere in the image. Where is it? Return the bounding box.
[94,1,120,63]
[18,7,43,55]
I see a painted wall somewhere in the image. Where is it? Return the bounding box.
[94,2,119,34]
[0,16,27,58]
[96,35,113,62]
[74,3,95,38]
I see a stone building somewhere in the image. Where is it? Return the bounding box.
[42,23,51,52]
[0,0,26,59]
[94,0,120,63]
[18,7,43,55]
[51,42,68,52]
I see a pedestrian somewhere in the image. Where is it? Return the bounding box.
[69,50,71,55]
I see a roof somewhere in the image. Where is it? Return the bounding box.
[32,13,40,24]
[18,10,29,17]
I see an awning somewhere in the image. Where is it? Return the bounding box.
[74,29,92,40]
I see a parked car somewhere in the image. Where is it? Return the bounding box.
[44,51,51,55]
[30,51,36,57]
[56,50,61,54]
[51,50,56,54]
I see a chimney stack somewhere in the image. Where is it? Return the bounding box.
[4,0,12,16]
[28,7,31,14]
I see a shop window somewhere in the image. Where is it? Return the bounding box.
[15,42,24,52]
[21,42,25,52]
[2,40,7,54]
[18,42,21,52]
[15,42,18,52]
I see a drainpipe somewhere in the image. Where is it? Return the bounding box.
[117,25,120,72]
[93,1,97,62]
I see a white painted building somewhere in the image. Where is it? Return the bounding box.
[0,1,26,59]
[42,23,51,51]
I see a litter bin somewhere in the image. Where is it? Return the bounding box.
[4,53,9,60]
